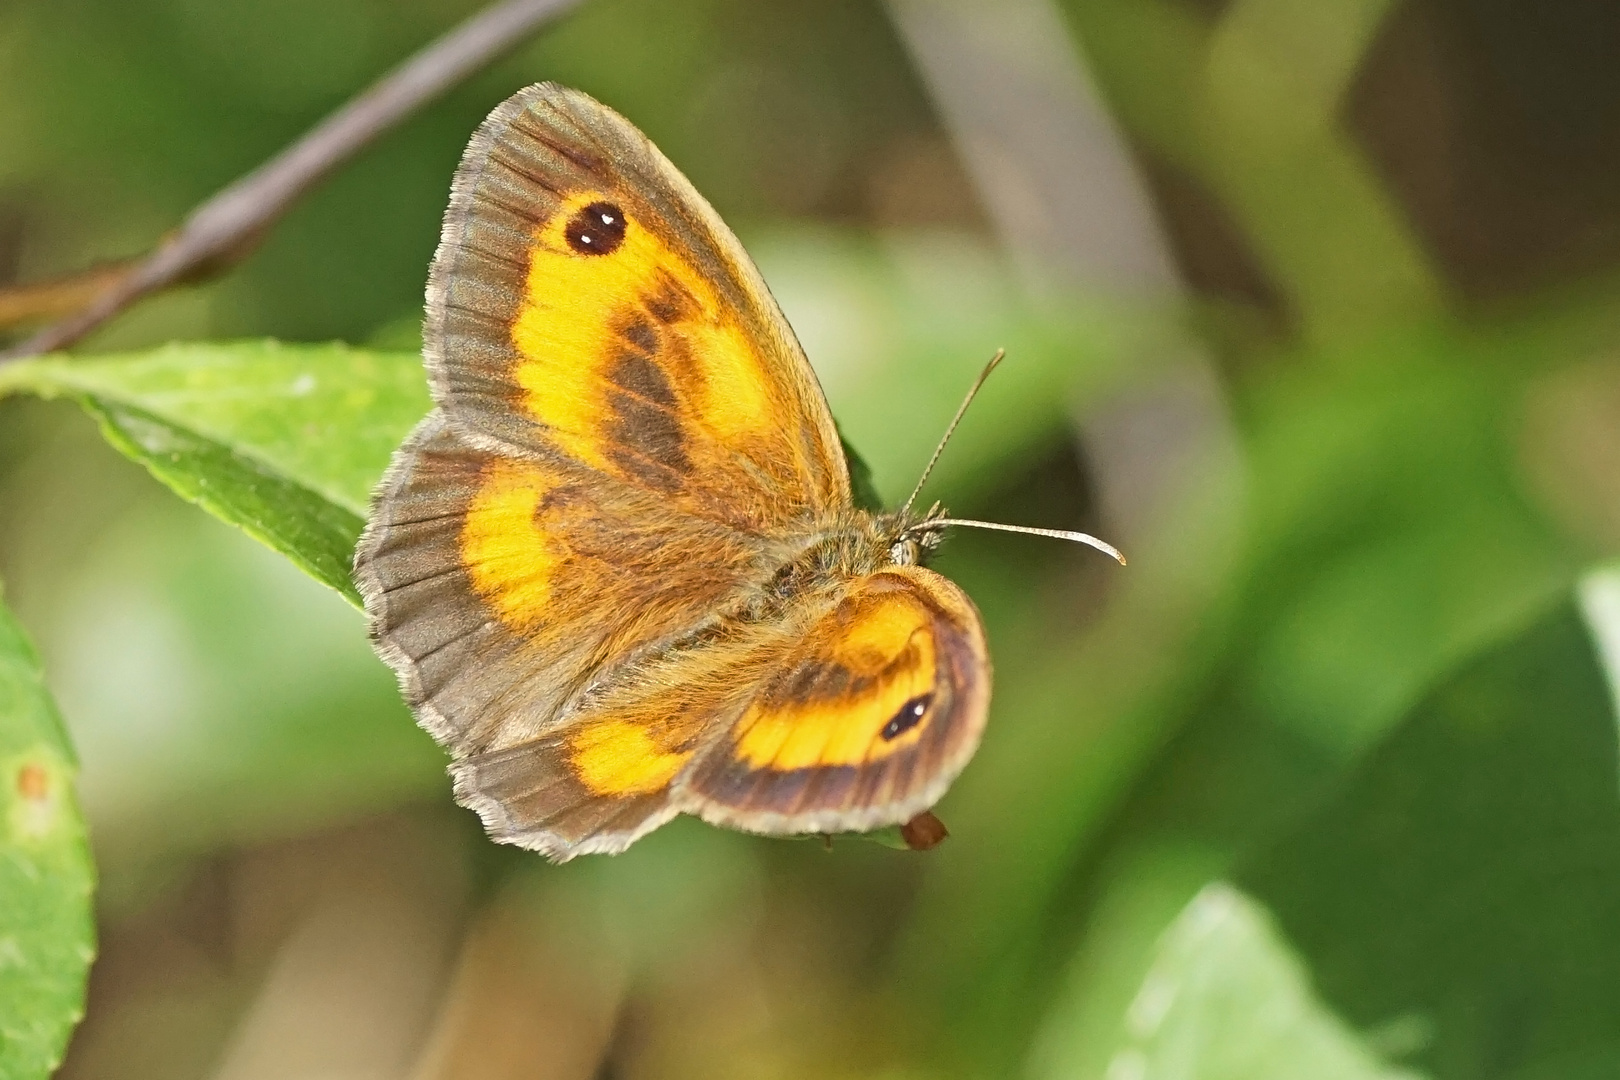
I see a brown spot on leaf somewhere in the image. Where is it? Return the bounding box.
[16,762,47,802]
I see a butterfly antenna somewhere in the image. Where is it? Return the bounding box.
[897,349,1127,567]
[901,349,1005,516]
[926,518,1127,565]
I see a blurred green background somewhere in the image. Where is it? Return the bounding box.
[4,0,1620,1077]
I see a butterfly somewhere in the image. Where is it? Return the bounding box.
[354,83,1122,862]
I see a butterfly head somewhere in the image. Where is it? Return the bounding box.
[887,502,951,567]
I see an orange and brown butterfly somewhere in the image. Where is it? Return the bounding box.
[354,83,1123,862]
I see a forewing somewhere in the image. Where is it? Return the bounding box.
[674,566,991,836]
[426,82,849,530]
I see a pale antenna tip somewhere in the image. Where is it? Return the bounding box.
[926,519,1129,565]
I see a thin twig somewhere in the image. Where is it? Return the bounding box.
[0,0,584,363]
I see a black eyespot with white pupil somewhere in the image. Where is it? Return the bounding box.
[565,201,626,255]
[881,693,933,741]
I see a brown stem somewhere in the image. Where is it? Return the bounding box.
[0,0,584,363]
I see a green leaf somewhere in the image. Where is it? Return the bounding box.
[1242,599,1620,1078]
[0,341,430,514]
[0,594,95,1080]
[18,485,446,890]
[81,397,366,604]
[891,320,1574,1072]
[0,341,431,606]
[1037,883,1424,1080]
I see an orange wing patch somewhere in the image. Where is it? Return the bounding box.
[553,629,784,800]
[508,191,806,526]
[569,718,692,796]
[459,457,563,633]
[732,587,938,770]
[423,84,850,531]
[454,447,775,657]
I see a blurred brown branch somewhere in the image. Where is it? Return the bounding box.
[0,258,141,330]
[0,0,584,364]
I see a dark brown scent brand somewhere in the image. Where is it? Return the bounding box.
[566,201,627,255]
